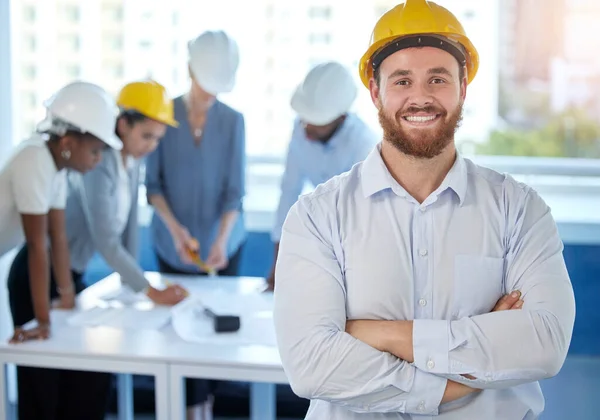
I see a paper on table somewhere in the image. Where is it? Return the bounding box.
[97,285,148,305]
[171,289,277,347]
[67,305,172,330]
[68,284,170,330]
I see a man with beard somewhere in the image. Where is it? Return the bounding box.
[273,1,575,419]
[265,61,377,291]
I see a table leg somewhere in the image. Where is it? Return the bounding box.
[250,382,276,420]
[154,366,171,420]
[0,364,7,420]
[117,373,133,420]
[168,367,185,420]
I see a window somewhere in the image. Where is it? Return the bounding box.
[62,5,80,23]
[25,92,36,108]
[24,35,36,52]
[308,32,331,45]
[265,30,275,44]
[108,63,124,78]
[265,57,274,70]
[308,57,324,69]
[108,34,123,50]
[6,0,600,252]
[265,4,275,18]
[23,65,36,80]
[308,6,332,20]
[59,34,80,52]
[65,64,81,79]
[103,5,123,22]
[9,1,600,165]
[23,6,36,23]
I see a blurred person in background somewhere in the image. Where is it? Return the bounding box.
[4,81,121,420]
[145,30,246,420]
[265,61,377,291]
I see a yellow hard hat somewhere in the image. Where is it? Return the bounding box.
[117,80,178,127]
[358,0,479,88]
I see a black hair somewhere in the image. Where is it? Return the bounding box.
[118,110,149,126]
[44,130,86,143]
[115,109,149,136]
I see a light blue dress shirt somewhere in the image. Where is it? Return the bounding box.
[274,143,575,419]
[272,113,377,242]
[145,96,246,272]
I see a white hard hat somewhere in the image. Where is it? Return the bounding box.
[188,30,239,95]
[38,81,122,150]
[291,61,358,126]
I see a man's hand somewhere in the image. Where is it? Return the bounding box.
[492,290,523,311]
[9,323,51,344]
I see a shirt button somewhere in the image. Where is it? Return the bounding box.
[419,298,427,307]
[417,401,425,411]
[419,207,426,213]
[427,359,435,369]
[419,249,428,257]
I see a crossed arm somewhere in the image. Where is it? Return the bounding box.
[346,291,525,381]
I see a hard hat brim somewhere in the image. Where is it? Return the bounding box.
[359,32,479,88]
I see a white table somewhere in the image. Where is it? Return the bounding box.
[0,273,286,420]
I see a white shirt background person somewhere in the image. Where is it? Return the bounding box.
[0,134,67,257]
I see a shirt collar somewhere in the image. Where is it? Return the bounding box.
[360,142,468,205]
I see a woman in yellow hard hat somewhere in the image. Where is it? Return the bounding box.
[63,79,188,306]
[8,79,188,419]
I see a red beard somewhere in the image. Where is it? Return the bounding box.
[378,103,463,159]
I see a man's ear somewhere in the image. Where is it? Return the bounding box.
[460,67,468,101]
[369,77,381,108]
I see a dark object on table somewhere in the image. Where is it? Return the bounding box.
[204,307,241,333]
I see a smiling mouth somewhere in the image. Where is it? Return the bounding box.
[402,114,440,124]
